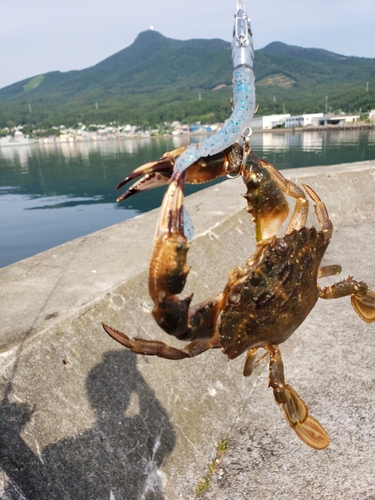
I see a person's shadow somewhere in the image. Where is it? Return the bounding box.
[0,350,176,499]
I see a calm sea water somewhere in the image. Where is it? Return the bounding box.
[1,129,375,268]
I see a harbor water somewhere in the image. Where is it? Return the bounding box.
[1,129,375,268]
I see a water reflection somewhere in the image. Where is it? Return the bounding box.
[0,136,190,172]
[0,145,34,172]
[1,131,375,268]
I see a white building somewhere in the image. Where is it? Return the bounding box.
[318,114,360,125]
[249,114,290,130]
[285,113,324,128]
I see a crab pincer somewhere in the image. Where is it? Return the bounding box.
[103,169,224,359]
[115,147,186,202]
[115,144,244,202]
[148,170,192,339]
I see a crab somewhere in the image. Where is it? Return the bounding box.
[102,139,375,449]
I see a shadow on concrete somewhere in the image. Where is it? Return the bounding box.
[0,350,175,500]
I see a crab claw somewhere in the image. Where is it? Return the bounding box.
[148,171,194,338]
[242,151,290,242]
[154,170,191,241]
[115,143,244,202]
[116,147,187,201]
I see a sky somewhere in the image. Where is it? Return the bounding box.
[1,0,375,90]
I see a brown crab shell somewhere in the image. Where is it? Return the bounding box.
[220,226,329,360]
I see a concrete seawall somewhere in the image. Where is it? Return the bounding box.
[1,160,375,499]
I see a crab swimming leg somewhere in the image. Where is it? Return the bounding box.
[318,278,375,323]
[266,344,330,449]
[303,184,375,323]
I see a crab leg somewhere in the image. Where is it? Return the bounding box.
[317,264,342,279]
[266,344,330,449]
[101,322,221,360]
[243,347,269,377]
[302,184,333,241]
[301,184,375,322]
[265,163,310,234]
[319,278,375,323]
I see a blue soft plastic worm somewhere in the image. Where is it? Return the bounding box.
[174,0,255,175]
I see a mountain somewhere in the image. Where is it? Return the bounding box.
[259,41,354,63]
[255,41,375,114]
[1,32,374,129]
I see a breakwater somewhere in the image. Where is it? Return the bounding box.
[1,160,375,499]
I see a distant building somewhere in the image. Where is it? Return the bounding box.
[0,133,35,147]
[249,114,290,130]
[369,110,375,121]
[318,114,360,126]
[285,113,323,128]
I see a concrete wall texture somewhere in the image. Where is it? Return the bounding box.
[0,160,375,499]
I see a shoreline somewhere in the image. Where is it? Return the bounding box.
[252,122,375,133]
[1,122,374,149]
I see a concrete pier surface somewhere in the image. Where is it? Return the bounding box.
[0,160,375,500]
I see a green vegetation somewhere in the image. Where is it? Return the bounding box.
[217,439,228,453]
[195,439,228,495]
[257,73,295,87]
[23,75,45,92]
[1,32,374,130]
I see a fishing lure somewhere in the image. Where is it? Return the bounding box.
[174,0,255,176]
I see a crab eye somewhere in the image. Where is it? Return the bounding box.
[228,292,242,305]
[245,172,260,191]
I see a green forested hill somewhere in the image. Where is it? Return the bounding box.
[256,42,375,114]
[1,31,374,129]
